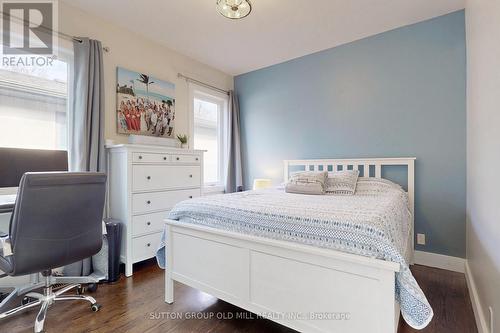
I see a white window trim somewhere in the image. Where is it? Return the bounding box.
[188,83,229,190]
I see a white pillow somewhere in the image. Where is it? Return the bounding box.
[354,177,403,195]
[325,170,359,195]
[285,171,328,195]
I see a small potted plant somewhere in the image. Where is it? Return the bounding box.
[176,134,188,148]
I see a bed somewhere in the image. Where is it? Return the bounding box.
[158,158,433,333]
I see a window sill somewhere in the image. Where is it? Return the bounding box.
[203,185,225,196]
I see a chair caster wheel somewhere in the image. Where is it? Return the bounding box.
[78,283,98,294]
[22,296,35,305]
[76,286,85,295]
[91,303,101,312]
[87,283,98,293]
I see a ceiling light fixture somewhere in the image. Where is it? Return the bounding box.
[216,0,252,20]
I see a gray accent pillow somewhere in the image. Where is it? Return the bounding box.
[285,171,327,195]
[326,170,360,195]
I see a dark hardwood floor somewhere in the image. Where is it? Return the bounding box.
[398,265,477,333]
[0,261,477,333]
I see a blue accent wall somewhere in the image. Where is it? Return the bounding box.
[235,11,466,257]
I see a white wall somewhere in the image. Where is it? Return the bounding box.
[58,2,233,145]
[465,1,500,332]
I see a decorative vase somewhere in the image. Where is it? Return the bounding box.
[181,143,188,149]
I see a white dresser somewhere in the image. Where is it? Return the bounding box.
[106,144,204,277]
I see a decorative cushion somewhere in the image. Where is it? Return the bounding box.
[285,171,327,195]
[325,170,360,195]
[354,177,403,195]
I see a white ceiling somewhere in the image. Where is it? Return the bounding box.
[62,0,465,76]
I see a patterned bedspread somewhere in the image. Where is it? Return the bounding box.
[156,178,433,329]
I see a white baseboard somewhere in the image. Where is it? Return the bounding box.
[413,250,465,273]
[465,261,489,333]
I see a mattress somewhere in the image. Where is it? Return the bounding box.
[156,178,433,329]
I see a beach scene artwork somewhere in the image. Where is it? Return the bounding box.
[116,67,175,137]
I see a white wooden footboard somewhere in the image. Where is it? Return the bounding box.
[164,221,401,333]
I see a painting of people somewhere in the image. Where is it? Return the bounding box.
[116,67,175,137]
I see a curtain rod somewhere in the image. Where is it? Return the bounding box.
[177,73,229,95]
[1,11,110,53]
[71,36,110,53]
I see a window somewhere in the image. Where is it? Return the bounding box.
[0,40,72,194]
[191,85,229,188]
[0,45,72,151]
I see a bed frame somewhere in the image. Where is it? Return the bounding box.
[164,157,415,333]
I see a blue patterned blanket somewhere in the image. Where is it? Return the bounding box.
[156,178,433,329]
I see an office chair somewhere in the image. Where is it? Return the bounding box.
[0,172,106,332]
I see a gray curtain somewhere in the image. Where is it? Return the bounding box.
[225,91,243,193]
[68,38,105,173]
[65,38,105,277]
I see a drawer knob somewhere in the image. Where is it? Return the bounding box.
[147,176,151,180]
[189,195,193,199]
[195,157,199,161]
[138,155,142,159]
[147,200,151,204]
[176,157,180,161]
[147,243,151,247]
[147,221,151,226]
[163,157,167,160]
[189,174,193,178]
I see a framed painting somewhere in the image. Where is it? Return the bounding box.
[116,67,175,137]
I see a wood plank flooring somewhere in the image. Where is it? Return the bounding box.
[0,261,477,333]
[398,265,477,333]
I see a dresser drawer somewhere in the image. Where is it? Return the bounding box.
[132,211,169,236]
[132,188,201,214]
[132,152,170,163]
[132,232,162,263]
[132,165,201,191]
[171,154,201,164]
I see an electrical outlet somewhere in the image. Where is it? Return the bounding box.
[489,306,494,333]
[417,233,426,245]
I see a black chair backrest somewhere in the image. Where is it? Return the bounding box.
[9,172,106,276]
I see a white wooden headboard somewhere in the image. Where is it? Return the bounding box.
[284,157,416,259]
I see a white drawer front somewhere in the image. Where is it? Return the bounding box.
[132,188,201,214]
[132,232,162,263]
[133,165,201,191]
[132,211,169,236]
[172,154,201,164]
[132,152,170,163]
